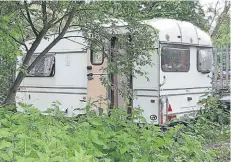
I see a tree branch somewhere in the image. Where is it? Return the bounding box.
[51,11,72,27]
[42,1,48,26]
[19,8,29,22]
[51,8,99,28]
[210,1,230,38]
[0,26,28,52]
[24,1,39,37]
[63,38,88,47]
[208,1,219,30]
[27,7,76,72]
[17,24,29,52]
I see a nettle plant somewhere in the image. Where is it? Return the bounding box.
[0,103,215,162]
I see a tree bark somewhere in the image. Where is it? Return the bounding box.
[210,1,230,38]
[4,8,76,106]
[3,29,48,105]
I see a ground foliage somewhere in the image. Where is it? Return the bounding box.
[0,96,229,162]
[178,95,230,162]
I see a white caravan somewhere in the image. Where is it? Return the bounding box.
[16,18,213,125]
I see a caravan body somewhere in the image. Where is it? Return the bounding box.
[16,31,89,117]
[16,19,213,124]
[133,19,213,124]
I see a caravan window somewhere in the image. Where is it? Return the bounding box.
[90,43,104,65]
[197,48,213,73]
[161,46,190,72]
[27,55,55,77]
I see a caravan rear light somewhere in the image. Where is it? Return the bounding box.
[168,104,172,112]
[167,104,176,121]
[168,115,176,121]
[151,99,155,103]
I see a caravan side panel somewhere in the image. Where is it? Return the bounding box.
[16,52,88,116]
[133,49,160,124]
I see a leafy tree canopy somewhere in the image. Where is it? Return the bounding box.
[138,1,209,31]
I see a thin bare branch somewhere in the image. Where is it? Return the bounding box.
[51,8,99,28]
[19,8,29,22]
[24,1,39,37]
[62,36,88,39]
[51,12,72,27]
[208,1,219,30]
[210,1,230,38]
[42,1,48,26]
[17,24,29,52]
[63,38,88,47]
[0,26,28,52]
[28,7,76,72]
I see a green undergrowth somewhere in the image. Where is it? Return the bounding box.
[178,95,230,162]
[0,96,229,162]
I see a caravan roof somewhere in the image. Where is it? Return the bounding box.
[143,19,212,46]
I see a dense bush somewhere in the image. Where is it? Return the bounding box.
[179,96,230,162]
[0,103,215,162]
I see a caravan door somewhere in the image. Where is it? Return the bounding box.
[87,47,108,114]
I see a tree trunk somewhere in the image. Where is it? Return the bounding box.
[3,29,48,106]
[4,72,26,105]
[4,8,75,107]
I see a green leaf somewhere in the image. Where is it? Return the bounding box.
[120,147,128,154]
[91,119,102,126]
[0,128,12,138]
[0,119,11,127]
[50,156,65,162]
[0,152,11,161]
[137,156,149,162]
[0,140,11,149]
[90,130,105,146]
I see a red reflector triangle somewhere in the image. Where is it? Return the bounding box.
[168,104,172,112]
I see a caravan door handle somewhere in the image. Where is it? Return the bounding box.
[87,66,92,70]
[87,73,93,80]
[87,73,93,76]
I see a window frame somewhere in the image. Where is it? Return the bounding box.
[90,46,105,65]
[161,45,190,73]
[197,47,213,74]
[26,54,56,77]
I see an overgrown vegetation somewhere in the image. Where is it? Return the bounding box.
[0,96,229,162]
[180,95,230,162]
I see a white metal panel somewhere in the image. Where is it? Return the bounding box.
[21,53,87,87]
[196,28,212,46]
[25,31,86,53]
[133,50,159,90]
[159,47,212,89]
[16,92,87,117]
[144,18,212,46]
[178,21,198,44]
[133,96,159,124]
[145,19,181,43]
[159,45,212,115]
[133,49,159,124]
[16,52,88,116]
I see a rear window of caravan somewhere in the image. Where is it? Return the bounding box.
[161,46,190,72]
[27,55,55,77]
[197,48,213,73]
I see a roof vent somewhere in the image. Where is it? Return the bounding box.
[190,38,193,43]
[165,34,170,41]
